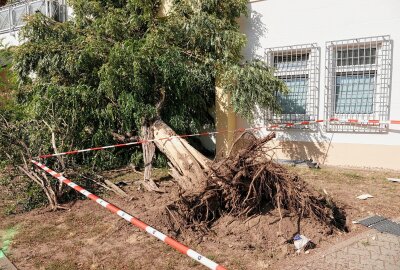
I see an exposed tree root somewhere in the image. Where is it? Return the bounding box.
[165,132,347,236]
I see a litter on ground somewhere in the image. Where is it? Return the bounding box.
[293,234,310,253]
[356,194,374,200]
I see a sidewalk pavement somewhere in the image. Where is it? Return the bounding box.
[294,230,400,270]
[0,251,17,270]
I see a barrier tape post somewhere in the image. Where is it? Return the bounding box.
[37,118,400,159]
[31,160,227,270]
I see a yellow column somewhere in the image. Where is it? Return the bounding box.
[215,86,236,157]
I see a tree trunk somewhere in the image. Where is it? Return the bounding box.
[140,124,160,191]
[152,120,210,193]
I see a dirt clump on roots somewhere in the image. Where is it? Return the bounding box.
[165,132,348,241]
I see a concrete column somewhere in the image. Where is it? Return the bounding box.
[215,86,236,157]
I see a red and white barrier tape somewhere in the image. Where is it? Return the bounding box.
[31,160,227,270]
[38,130,227,159]
[329,118,400,125]
[38,118,400,159]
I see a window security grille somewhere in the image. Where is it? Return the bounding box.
[0,0,67,34]
[29,1,47,15]
[0,9,10,31]
[12,4,26,27]
[265,44,320,129]
[325,36,392,133]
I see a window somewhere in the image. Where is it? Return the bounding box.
[336,48,376,66]
[278,75,308,114]
[335,72,375,114]
[325,36,393,132]
[265,44,320,127]
[274,53,309,70]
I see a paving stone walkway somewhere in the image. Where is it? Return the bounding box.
[0,229,17,270]
[296,231,400,270]
[0,255,17,270]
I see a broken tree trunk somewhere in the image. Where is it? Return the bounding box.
[140,124,160,192]
[152,120,210,193]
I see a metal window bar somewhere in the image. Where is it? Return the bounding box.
[0,0,66,35]
[264,43,320,130]
[325,35,393,133]
[12,3,28,27]
[0,9,11,31]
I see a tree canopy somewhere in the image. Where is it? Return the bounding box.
[13,0,285,153]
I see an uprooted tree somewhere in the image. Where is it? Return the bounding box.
[2,0,347,233]
[7,0,286,193]
[164,131,347,235]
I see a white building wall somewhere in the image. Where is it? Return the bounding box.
[0,31,20,47]
[0,0,69,48]
[238,0,400,168]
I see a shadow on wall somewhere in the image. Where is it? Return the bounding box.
[250,79,329,162]
[278,126,331,163]
[241,7,267,59]
[239,8,330,163]
[249,109,329,163]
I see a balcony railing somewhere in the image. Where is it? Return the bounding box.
[0,0,67,35]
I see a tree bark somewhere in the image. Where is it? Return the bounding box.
[152,120,210,193]
[140,124,160,191]
[43,120,66,198]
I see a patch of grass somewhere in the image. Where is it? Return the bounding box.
[342,171,364,180]
[231,258,247,270]
[361,240,370,246]
[44,260,78,270]
[125,259,140,269]
[15,224,60,246]
[188,258,199,267]
[2,204,17,216]
[164,258,177,270]
[205,253,217,262]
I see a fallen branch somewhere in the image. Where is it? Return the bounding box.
[104,179,128,198]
